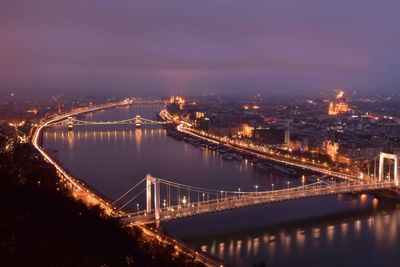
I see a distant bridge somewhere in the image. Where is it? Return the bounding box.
[45,115,167,129]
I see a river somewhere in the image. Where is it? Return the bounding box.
[42,104,400,267]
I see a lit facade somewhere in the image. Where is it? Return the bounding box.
[328,90,350,115]
[169,96,185,109]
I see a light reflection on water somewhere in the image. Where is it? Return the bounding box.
[42,104,400,267]
[197,208,400,266]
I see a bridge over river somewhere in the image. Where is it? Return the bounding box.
[43,110,400,226]
[45,115,168,129]
[116,174,398,225]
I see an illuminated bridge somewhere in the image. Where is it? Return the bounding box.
[115,171,398,225]
[45,115,167,129]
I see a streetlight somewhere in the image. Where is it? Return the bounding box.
[287,181,290,189]
[202,193,205,203]
[136,203,139,215]
[271,183,274,191]
[255,185,258,193]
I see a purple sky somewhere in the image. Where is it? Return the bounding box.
[1,0,399,95]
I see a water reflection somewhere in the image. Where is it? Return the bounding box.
[197,207,400,266]
[68,130,74,150]
[296,229,305,250]
[135,129,142,148]
[44,128,164,146]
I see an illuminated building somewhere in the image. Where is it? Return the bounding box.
[243,104,260,110]
[328,90,350,115]
[252,127,290,145]
[169,96,185,109]
[26,108,38,115]
[237,124,254,138]
[325,140,339,161]
[209,124,241,137]
[195,111,205,119]
[325,139,384,165]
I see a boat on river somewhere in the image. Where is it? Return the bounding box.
[231,153,242,161]
[222,153,234,160]
[273,164,297,175]
[256,162,271,170]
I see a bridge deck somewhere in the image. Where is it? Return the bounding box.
[45,116,167,127]
[122,181,395,225]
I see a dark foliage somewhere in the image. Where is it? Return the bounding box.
[0,135,203,267]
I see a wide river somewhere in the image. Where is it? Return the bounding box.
[43,104,400,267]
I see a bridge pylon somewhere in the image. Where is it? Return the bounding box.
[135,115,141,128]
[378,152,398,186]
[146,174,160,220]
[67,117,73,131]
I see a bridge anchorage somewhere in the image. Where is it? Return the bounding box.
[46,115,167,130]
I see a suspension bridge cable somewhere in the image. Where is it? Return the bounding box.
[111,178,146,205]
[157,177,327,195]
[119,187,147,210]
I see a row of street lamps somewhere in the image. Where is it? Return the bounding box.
[135,181,294,215]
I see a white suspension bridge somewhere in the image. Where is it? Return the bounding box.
[114,151,398,225]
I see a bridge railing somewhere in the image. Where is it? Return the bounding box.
[122,180,396,221]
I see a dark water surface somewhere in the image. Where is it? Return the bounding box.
[43,104,400,267]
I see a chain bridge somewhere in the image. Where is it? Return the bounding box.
[45,115,167,129]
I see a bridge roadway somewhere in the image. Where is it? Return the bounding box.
[122,181,396,225]
[32,101,224,267]
[72,118,166,125]
[32,100,131,215]
[178,124,361,181]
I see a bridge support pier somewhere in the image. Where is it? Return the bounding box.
[67,116,73,131]
[135,115,141,128]
[378,152,398,186]
[146,174,161,220]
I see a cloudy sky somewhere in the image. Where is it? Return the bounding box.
[1,0,399,96]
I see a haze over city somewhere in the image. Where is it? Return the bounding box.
[2,1,400,267]
[1,0,400,96]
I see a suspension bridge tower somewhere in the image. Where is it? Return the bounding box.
[135,115,141,128]
[146,174,160,220]
[378,152,398,186]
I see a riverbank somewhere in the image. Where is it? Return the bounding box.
[158,110,351,182]
[30,101,222,267]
